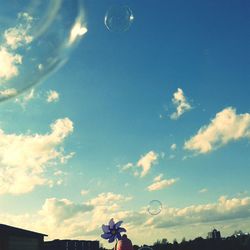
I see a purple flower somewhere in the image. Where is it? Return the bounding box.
[101,218,126,243]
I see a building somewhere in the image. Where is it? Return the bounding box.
[207,229,221,239]
[44,239,99,250]
[0,224,47,250]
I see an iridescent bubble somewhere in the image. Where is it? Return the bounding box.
[104,5,134,33]
[0,0,87,102]
[147,200,162,215]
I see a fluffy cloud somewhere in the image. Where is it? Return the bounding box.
[148,196,250,229]
[39,198,93,225]
[137,151,158,177]
[0,118,74,195]
[0,194,250,245]
[0,12,33,83]
[4,12,33,49]
[0,47,22,80]
[170,88,192,120]
[184,107,250,154]
[147,174,179,191]
[47,90,60,103]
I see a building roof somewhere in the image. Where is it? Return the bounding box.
[0,224,48,237]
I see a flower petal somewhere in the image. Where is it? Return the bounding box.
[101,233,112,239]
[117,227,126,233]
[109,218,115,229]
[102,224,110,233]
[116,232,122,240]
[108,235,115,243]
[114,220,123,229]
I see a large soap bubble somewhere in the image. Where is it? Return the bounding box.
[0,0,87,102]
[104,5,134,33]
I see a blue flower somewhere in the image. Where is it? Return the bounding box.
[101,218,126,243]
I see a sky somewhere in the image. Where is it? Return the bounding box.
[0,0,250,248]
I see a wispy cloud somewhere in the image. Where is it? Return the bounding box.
[147,174,179,191]
[80,190,89,196]
[47,90,60,103]
[170,143,177,151]
[0,118,74,195]
[137,151,158,177]
[184,107,250,154]
[170,88,192,120]
[199,188,208,193]
[15,88,36,107]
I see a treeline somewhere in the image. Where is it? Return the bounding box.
[132,235,250,250]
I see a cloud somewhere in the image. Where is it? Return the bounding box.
[47,90,60,103]
[147,175,179,191]
[68,21,88,46]
[170,143,177,151]
[15,88,36,107]
[1,195,250,245]
[0,12,33,83]
[80,190,89,196]
[121,162,133,171]
[184,107,250,154]
[0,88,17,98]
[137,151,158,177]
[88,192,132,206]
[199,188,208,193]
[148,196,250,229]
[0,47,22,80]
[4,12,33,49]
[170,88,192,120]
[0,118,74,195]
[39,198,93,225]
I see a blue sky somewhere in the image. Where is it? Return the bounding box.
[0,0,250,247]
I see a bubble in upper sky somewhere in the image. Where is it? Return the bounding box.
[0,0,87,102]
[104,5,134,33]
[147,200,162,215]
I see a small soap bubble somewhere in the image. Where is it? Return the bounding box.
[104,5,134,33]
[147,200,162,215]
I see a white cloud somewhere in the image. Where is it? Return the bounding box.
[0,47,22,80]
[153,173,163,182]
[80,190,89,196]
[170,143,177,150]
[137,151,158,177]
[148,196,250,229]
[68,21,88,46]
[15,88,36,108]
[1,195,250,246]
[147,177,179,191]
[199,188,208,193]
[0,88,17,98]
[39,198,93,225]
[4,12,33,49]
[170,88,192,120]
[0,117,74,195]
[0,12,33,83]
[184,107,250,154]
[121,162,133,171]
[47,90,60,103]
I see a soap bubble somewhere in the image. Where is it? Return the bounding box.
[104,5,134,33]
[0,0,87,102]
[147,200,162,215]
